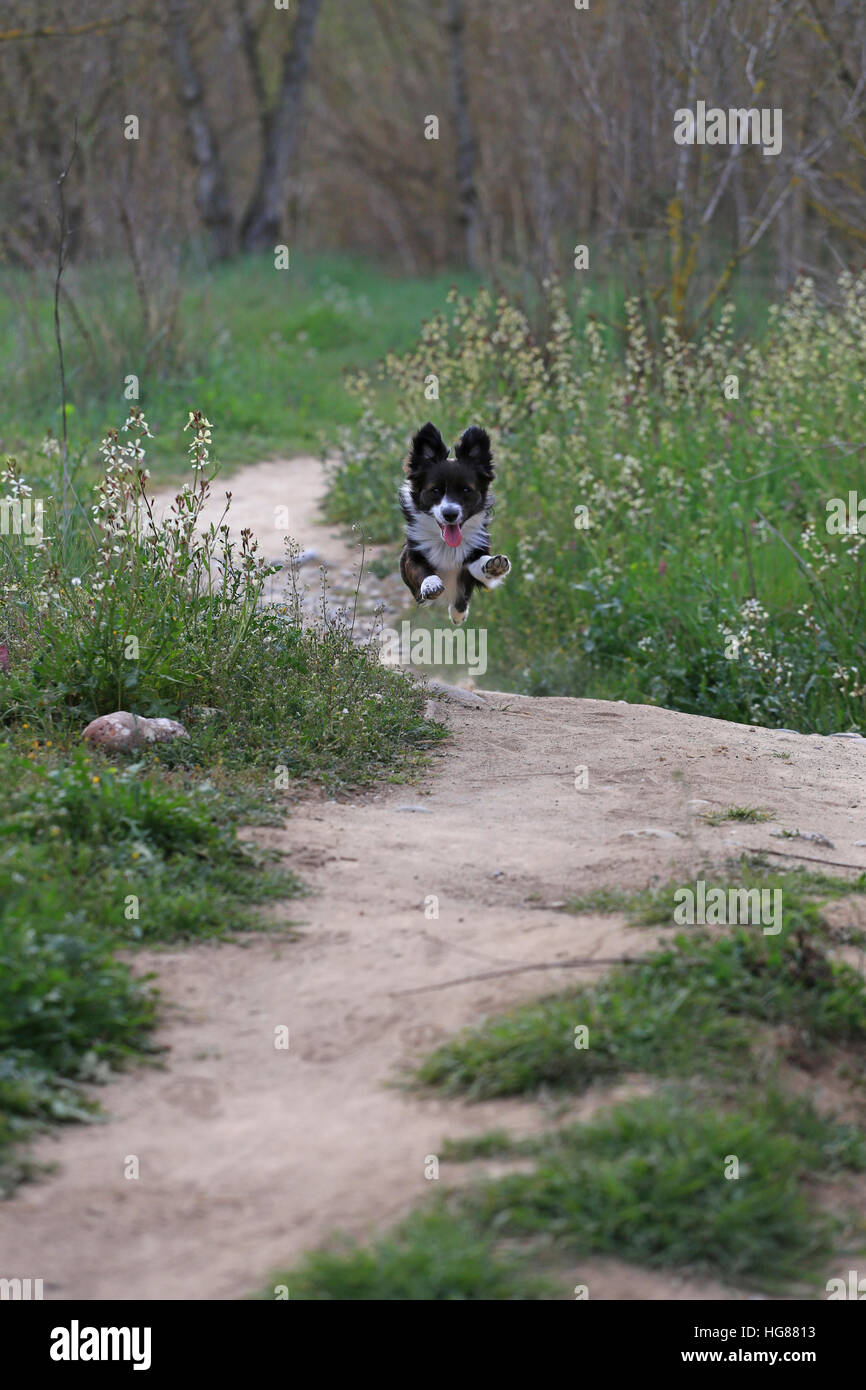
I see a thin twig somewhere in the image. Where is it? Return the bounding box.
[740,518,757,600]
[746,846,866,872]
[0,18,136,42]
[349,525,366,641]
[390,955,644,997]
[54,119,79,536]
[754,508,817,580]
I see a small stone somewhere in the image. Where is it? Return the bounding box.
[426,679,485,707]
[800,831,835,846]
[771,829,834,848]
[621,828,678,839]
[82,712,189,750]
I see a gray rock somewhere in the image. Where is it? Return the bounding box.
[621,828,678,839]
[426,679,485,707]
[83,712,189,750]
[771,829,835,848]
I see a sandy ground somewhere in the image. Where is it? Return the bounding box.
[148,455,405,627]
[3,459,865,1301]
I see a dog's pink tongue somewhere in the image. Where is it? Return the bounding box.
[442,523,463,548]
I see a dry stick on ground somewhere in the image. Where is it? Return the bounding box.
[748,846,866,872]
[390,955,645,997]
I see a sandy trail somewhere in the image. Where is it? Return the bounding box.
[148,455,405,625]
[3,460,866,1301]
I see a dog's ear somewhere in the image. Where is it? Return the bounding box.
[407,422,448,476]
[455,425,494,480]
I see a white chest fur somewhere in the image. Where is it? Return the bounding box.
[401,482,490,577]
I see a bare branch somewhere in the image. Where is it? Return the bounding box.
[53,120,78,526]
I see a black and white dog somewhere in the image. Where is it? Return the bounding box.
[399,423,511,625]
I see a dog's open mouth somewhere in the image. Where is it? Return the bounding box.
[440,522,463,548]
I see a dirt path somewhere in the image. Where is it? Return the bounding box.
[4,460,866,1301]
[149,454,406,626]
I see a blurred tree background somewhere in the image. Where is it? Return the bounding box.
[1,0,865,300]
[1,0,865,462]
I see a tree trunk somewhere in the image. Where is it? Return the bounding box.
[165,0,235,260]
[239,0,322,254]
[445,0,481,271]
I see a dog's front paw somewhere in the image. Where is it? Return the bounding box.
[419,575,445,601]
[483,554,511,579]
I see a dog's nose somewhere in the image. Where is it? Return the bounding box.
[441,504,460,523]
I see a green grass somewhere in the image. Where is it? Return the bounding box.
[703,805,774,825]
[0,745,300,943]
[263,1206,554,1301]
[565,882,680,924]
[565,862,866,929]
[440,1130,515,1162]
[0,253,479,475]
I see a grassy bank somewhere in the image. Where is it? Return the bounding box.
[326,274,866,735]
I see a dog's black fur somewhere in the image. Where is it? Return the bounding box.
[399,423,511,625]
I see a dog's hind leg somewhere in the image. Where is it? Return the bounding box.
[449,570,476,625]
